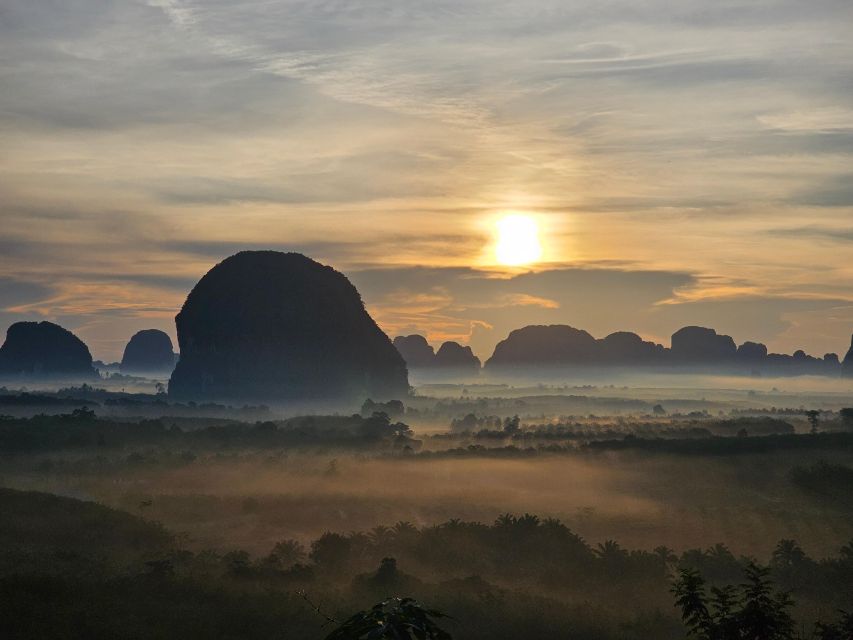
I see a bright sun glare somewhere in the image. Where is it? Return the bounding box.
[495,214,543,266]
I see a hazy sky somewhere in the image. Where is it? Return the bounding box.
[1,0,852,361]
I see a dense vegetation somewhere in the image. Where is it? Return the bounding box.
[1,488,851,639]
[2,384,852,638]
[2,408,852,459]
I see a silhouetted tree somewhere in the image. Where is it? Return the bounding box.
[310,532,353,570]
[266,539,306,568]
[805,410,820,434]
[503,415,520,435]
[771,540,805,570]
[672,562,795,640]
[815,611,853,640]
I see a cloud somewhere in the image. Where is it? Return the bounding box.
[791,174,853,208]
[350,265,696,356]
[498,293,561,309]
[1,0,852,360]
[758,107,853,133]
[0,277,56,309]
[768,224,853,244]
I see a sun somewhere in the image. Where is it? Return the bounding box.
[495,214,543,266]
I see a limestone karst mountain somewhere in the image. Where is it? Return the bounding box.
[843,335,853,378]
[168,251,409,403]
[483,323,847,377]
[599,331,666,364]
[0,321,97,379]
[486,325,600,368]
[393,334,481,376]
[120,329,177,375]
[670,326,737,363]
[434,341,481,373]
[393,335,436,369]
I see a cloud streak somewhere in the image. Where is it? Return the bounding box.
[0,0,851,358]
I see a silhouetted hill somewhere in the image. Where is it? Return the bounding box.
[487,325,598,367]
[0,488,171,572]
[120,329,176,375]
[671,326,736,362]
[168,251,409,403]
[485,323,847,377]
[599,331,666,364]
[393,334,481,376]
[736,341,768,360]
[0,321,97,379]
[393,335,436,368]
[434,341,481,372]
[843,335,853,378]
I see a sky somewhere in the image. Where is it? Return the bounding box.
[1,0,852,362]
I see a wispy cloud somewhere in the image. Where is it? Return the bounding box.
[1,0,852,358]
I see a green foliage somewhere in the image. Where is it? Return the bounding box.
[815,611,853,640]
[672,568,710,636]
[672,562,794,640]
[2,485,853,640]
[325,597,452,640]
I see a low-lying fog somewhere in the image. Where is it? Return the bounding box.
[2,371,852,562]
[4,443,851,560]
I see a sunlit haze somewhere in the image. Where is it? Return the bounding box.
[495,215,543,266]
[1,0,852,361]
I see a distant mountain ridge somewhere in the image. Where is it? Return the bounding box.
[485,324,849,377]
[843,335,853,378]
[393,335,481,375]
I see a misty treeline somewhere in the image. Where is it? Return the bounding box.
[1,487,851,639]
[3,406,853,458]
[0,409,418,453]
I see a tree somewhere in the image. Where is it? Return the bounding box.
[503,415,520,435]
[310,532,353,569]
[358,412,413,440]
[815,610,853,640]
[770,540,805,569]
[672,568,710,638]
[654,545,678,567]
[70,406,96,421]
[739,562,794,640]
[672,562,795,640]
[805,410,820,434]
[265,539,306,568]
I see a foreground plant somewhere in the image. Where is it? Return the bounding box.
[672,561,795,640]
[324,597,452,640]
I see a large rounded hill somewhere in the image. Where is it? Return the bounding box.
[168,251,408,403]
[0,321,97,379]
[120,329,176,375]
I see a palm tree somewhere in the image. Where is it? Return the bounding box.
[267,539,306,568]
[771,539,805,569]
[654,545,678,567]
